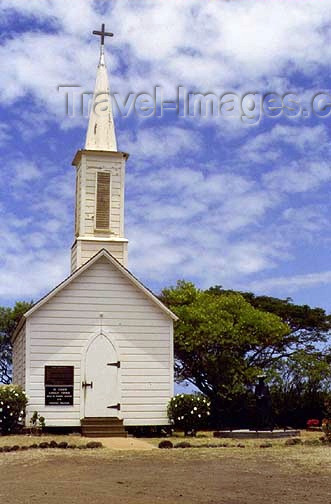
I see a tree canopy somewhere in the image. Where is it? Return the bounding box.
[0,301,33,384]
[160,281,289,399]
[161,281,331,425]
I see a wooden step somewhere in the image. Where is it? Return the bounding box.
[82,426,127,433]
[84,432,128,438]
[81,417,127,438]
[82,417,123,425]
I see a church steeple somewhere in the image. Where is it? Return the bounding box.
[71,25,129,273]
[85,32,117,152]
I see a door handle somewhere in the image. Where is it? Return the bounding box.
[82,381,93,389]
[107,361,121,368]
[107,403,121,410]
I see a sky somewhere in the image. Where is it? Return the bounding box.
[0,0,331,311]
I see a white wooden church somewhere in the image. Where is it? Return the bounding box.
[11,26,177,436]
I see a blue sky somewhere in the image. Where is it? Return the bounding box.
[0,0,331,312]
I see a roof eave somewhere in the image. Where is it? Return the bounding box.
[11,316,26,344]
[72,149,129,166]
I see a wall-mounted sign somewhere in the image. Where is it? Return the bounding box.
[45,386,74,406]
[45,366,74,406]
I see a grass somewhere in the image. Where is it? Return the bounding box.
[0,433,87,448]
[0,430,330,475]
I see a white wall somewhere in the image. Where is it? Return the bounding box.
[26,256,173,427]
[12,324,26,388]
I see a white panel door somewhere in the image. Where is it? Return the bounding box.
[84,334,119,417]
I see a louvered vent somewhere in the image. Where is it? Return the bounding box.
[96,171,111,230]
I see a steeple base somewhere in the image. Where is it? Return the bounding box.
[71,237,128,272]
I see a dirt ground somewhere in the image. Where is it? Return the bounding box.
[0,445,330,504]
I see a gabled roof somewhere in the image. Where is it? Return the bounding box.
[21,248,178,323]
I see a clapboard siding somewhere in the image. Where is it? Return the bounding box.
[27,255,173,427]
[79,240,127,267]
[12,324,26,388]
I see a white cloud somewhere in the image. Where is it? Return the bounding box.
[248,270,331,294]
[0,0,330,123]
[263,161,331,193]
[14,161,41,183]
[240,125,328,164]
[0,123,11,146]
[120,126,201,162]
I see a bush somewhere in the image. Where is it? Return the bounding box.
[0,385,28,435]
[306,419,320,428]
[167,393,211,435]
[322,397,331,443]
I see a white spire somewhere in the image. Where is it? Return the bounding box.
[85,43,117,152]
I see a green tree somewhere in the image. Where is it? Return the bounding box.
[269,348,331,427]
[208,287,331,348]
[160,281,290,420]
[208,287,331,424]
[0,301,33,384]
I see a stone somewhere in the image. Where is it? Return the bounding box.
[39,442,50,449]
[260,443,273,448]
[174,441,191,449]
[285,438,302,446]
[158,440,173,449]
[86,441,102,449]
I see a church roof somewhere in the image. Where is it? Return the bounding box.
[12,249,178,341]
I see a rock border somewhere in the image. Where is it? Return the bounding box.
[0,440,103,452]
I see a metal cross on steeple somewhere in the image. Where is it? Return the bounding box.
[92,23,113,45]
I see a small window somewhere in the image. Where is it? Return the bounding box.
[95,171,111,230]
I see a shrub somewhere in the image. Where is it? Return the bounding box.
[306,419,320,428]
[30,411,45,428]
[167,394,211,435]
[0,385,28,435]
[322,397,331,443]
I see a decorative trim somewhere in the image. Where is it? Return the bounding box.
[76,237,128,243]
[72,149,129,167]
